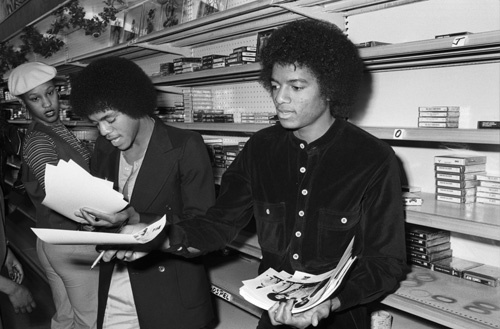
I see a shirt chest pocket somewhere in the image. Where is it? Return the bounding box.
[317,209,360,261]
[254,201,286,253]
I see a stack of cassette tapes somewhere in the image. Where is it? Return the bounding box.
[226,46,257,67]
[434,154,487,203]
[183,89,213,123]
[406,224,452,269]
[432,256,482,279]
[418,106,460,128]
[174,57,202,74]
[475,174,500,206]
[201,54,228,70]
[240,112,277,124]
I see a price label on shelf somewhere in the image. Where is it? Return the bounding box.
[393,129,406,139]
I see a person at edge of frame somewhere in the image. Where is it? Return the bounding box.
[0,185,37,328]
[69,56,217,329]
[88,19,409,329]
[7,62,99,329]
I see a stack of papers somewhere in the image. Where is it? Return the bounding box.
[32,215,167,245]
[240,237,357,313]
[42,159,128,223]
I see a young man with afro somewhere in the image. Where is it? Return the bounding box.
[98,18,408,329]
[69,57,217,329]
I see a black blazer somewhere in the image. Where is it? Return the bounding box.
[92,118,216,329]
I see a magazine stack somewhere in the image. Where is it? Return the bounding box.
[240,237,356,313]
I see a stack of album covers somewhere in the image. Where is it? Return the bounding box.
[418,106,460,128]
[475,174,500,206]
[434,154,487,203]
[406,224,452,269]
[240,237,357,313]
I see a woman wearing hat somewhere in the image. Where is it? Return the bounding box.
[8,62,98,329]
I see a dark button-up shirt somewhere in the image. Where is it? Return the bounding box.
[168,118,407,311]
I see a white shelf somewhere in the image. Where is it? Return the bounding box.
[208,252,500,329]
[406,193,500,241]
[164,122,500,145]
[382,266,500,329]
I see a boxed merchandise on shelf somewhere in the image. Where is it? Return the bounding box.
[463,264,500,287]
[432,256,482,278]
[408,249,452,262]
[174,57,202,74]
[436,186,476,197]
[434,163,486,173]
[406,225,452,269]
[434,154,487,166]
[434,154,488,204]
[477,174,500,202]
[418,106,460,128]
[407,242,451,254]
[435,194,476,204]
[201,54,228,69]
[402,192,423,206]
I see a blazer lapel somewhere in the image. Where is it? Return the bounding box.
[130,120,176,212]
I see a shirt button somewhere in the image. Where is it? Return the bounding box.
[158,266,165,272]
[300,143,305,149]
[341,217,348,224]
[266,209,270,215]
[295,231,301,237]
[293,254,299,260]
[298,210,304,217]
[301,189,308,196]
[300,167,306,173]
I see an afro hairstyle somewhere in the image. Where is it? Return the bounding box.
[259,19,364,118]
[70,56,157,119]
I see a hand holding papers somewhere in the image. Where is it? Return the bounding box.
[240,237,357,314]
[42,159,128,223]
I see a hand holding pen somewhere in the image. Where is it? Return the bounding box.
[91,218,130,270]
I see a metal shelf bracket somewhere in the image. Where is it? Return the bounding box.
[129,42,191,57]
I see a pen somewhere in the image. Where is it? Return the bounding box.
[90,218,130,270]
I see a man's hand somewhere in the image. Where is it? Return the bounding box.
[0,275,36,314]
[5,248,24,284]
[268,297,341,328]
[8,283,36,313]
[75,206,139,228]
[100,223,150,262]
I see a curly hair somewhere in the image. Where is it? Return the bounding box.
[259,19,364,118]
[70,57,157,119]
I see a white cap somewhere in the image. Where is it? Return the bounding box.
[8,62,57,96]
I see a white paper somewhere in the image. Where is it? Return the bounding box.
[42,159,128,223]
[32,215,166,245]
[240,237,357,313]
